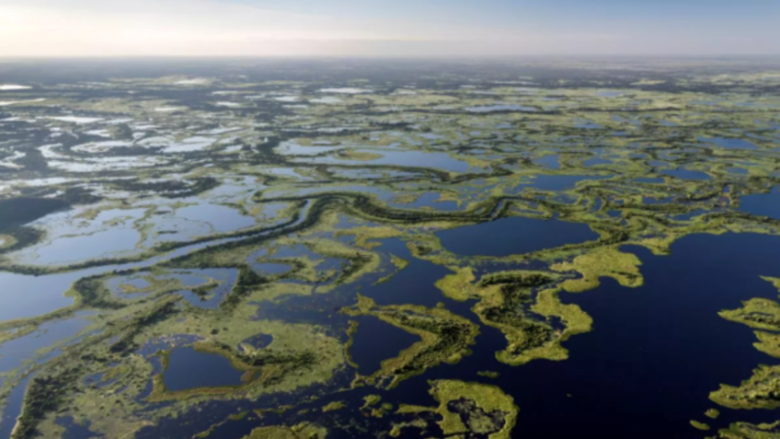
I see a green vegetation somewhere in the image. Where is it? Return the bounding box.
[710,364,780,410]
[240,423,327,439]
[715,421,780,439]
[706,408,721,419]
[3,60,780,438]
[720,299,780,331]
[342,296,479,388]
[428,380,518,439]
[321,401,346,412]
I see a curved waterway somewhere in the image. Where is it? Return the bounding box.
[0,201,312,321]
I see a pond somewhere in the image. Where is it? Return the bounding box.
[699,137,757,150]
[533,155,561,170]
[162,346,245,392]
[437,216,598,257]
[739,187,780,219]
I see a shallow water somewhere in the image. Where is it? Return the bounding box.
[20,228,141,266]
[0,376,32,439]
[177,202,256,234]
[0,312,94,373]
[0,201,314,321]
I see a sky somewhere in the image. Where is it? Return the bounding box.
[0,0,778,57]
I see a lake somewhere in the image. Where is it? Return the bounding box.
[437,216,598,257]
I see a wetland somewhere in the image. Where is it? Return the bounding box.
[0,58,779,438]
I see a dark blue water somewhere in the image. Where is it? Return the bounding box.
[508,235,780,438]
[163,346,245,392]
[382,232,780,439]
[437,217,598,257]
[364,239,472,313]
[349,316,421,376]
[120,231,780,439]
[739,188,780,219]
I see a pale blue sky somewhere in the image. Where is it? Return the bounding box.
[0,0,778,56]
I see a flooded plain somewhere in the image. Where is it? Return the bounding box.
[0,59,779,439]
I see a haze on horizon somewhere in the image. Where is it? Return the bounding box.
[0,0,778,58]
